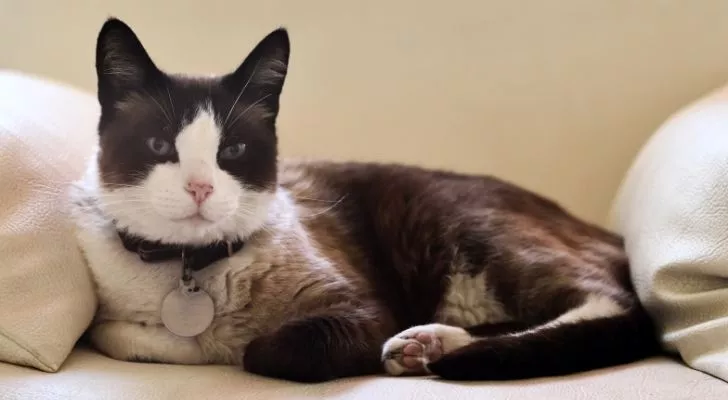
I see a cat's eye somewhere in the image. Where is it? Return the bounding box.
[146,137,174,156]
[220,143,246,160]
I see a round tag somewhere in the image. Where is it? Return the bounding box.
[161,282,215,337]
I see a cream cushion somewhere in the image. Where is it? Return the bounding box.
[0,70,98,371]
[611,83,728,382]
[0,348,725,400]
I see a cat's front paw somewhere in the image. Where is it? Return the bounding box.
[381,323,474,376]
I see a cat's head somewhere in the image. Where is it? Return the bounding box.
[93,18,289,245]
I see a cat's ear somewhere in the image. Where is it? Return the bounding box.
[222,28,290,117]
[95,18,162,108]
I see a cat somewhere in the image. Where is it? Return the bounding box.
[70,17,660,383]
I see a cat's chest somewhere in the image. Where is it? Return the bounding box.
[78,227,266,325]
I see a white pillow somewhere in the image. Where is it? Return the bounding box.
[611,83,728,382]
[0,70,98,372]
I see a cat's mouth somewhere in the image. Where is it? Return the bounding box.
[172,212,213,225]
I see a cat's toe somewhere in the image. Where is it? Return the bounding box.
[382,337,431,375]
[381,327,447,376]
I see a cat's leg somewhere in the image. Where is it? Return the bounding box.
[91,321,206,364]
[463,321,533,336]
[382,294,629,376]
[243,303,394,382]
[380,321,535,375]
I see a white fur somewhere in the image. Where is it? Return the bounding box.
[436,271,509,327]
[508,294,624,338]
[553,294,623,324]
[175,107,221,184]
[100,107,271,245]
[91,321,205,364]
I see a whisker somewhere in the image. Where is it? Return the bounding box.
[95,199,149,205]
[29,189,68,197]
[292,195,343,203]
[143,89,172,124]
[299,194,348,220]
[80,193,145,202]
[234,207,259,218]
[224,59,261,126]
[105,184,145,190]
[227,94,271,129]
[29,180,84,190]
[69,189,145,199]
[166,86,176,118]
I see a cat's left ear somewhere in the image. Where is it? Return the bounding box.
[222,28,290,118]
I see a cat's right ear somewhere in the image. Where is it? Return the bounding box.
[221,28,290,121]
[95,18,161,109]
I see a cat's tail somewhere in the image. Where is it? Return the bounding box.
[426,304,661,381]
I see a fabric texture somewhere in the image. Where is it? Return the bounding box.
[611,83,728,382]
[0,348,724,400]
[0,70,98,371]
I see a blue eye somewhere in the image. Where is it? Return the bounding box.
[146,137,174,156]
[220,143,246,160]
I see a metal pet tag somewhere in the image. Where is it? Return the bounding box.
[161,278,214,338]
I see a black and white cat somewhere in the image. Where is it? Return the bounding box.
[71,18,659,382]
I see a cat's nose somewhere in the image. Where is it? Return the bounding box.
[185,180,214,205]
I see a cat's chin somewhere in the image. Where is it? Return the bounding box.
[170,213,214,225]
[117,217,243,246]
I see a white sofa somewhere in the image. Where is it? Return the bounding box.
[0,347,723,399]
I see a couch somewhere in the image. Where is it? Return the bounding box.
[3,2,728,399]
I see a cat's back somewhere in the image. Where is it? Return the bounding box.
[280,159,576,218]
[279,158,625,275]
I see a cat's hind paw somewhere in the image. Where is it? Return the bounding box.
[381,323,474,376]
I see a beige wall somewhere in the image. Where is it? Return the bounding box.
[3,1,728,225]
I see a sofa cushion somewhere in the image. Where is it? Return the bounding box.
[611,83,728,382]
[0,70,98,371]
[0,349,723,400]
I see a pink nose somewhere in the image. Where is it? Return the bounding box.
[185,180,214,205]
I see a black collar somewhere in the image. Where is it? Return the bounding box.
[117,230,244,271]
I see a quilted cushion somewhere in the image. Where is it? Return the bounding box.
[1,348,725,400]
[611,82,728,382]
[0,70,98,371]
